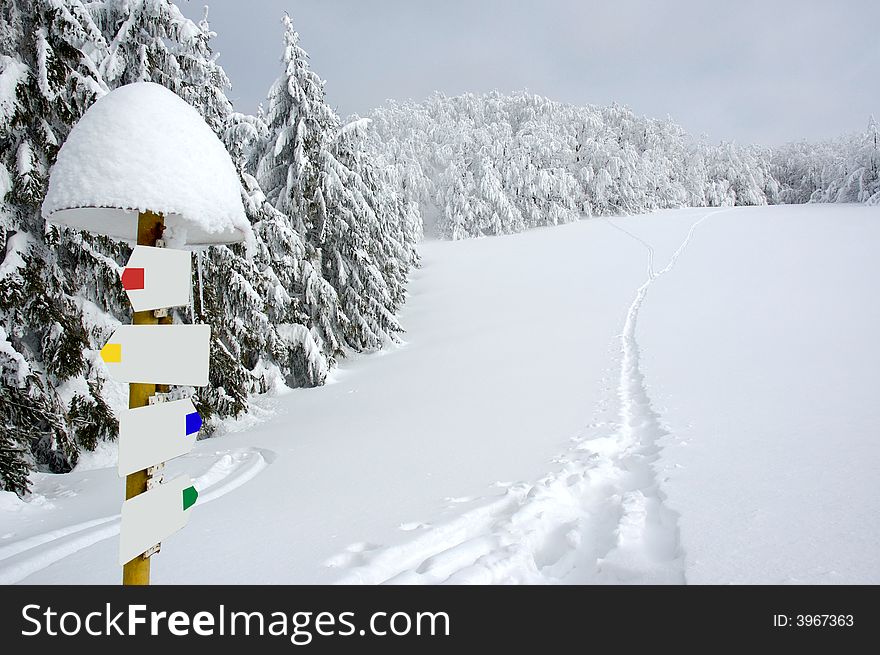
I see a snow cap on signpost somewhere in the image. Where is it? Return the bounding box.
[41,81,249,246]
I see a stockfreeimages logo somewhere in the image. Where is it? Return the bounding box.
[21,604,451,645]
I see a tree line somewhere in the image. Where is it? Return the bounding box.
[366,92,878,239]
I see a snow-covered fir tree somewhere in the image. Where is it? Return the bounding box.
[255,17,349,358]
[256,15,414,353]
[1,0,115,493]
[223,110,331,390]
[91,0,232,132]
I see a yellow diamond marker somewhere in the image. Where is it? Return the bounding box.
[100,343,122,363]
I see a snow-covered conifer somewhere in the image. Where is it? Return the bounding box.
[0,0,113,491]
[257,15,415,352]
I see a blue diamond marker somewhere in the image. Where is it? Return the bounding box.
[185,411,202,436]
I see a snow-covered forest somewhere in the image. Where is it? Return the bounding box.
[1,0,877,497]
[366,94,880,238]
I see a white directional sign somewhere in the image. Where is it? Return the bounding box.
[121,246,191,312]
[118,399,201,477]
[119,475,198,566]
[100,324,210,386]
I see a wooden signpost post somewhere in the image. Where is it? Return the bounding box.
[121,245,192,312]
[119,474,199,567]
[100,324,211,386]
[124,211,165,584]
[117,210,210,585]
[117,398,201,477]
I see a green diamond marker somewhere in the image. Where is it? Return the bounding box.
[182,485,198,511]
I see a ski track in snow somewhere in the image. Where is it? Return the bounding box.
[0,447,272,585]
[330,209,728,584]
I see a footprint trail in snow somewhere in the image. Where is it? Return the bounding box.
[329,209,728,584]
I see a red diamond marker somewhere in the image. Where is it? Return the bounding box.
[121,267,145,291]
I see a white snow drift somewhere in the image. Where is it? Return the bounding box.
[42,82,249,245]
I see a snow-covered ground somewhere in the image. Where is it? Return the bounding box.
[638,204,880,584]
[1,204,878,584]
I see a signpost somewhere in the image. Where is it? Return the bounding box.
[42,82,248,585]
[86,209,209,584]
[118,475,198,566]
[116,209,210,585]
[121,246,192,312]
[118,398,201,477]
[100,324,211,386]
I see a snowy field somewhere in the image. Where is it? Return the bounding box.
[1,204,878,584]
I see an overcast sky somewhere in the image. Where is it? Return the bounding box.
[178,0,879,145]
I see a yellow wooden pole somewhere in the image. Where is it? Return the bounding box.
[122,210,164,586]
